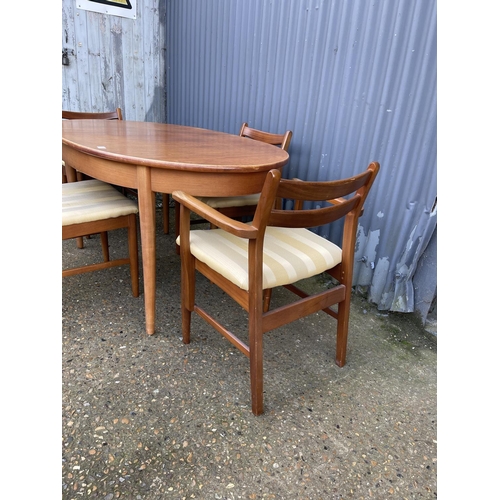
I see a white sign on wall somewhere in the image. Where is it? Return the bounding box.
[76,0,136,20]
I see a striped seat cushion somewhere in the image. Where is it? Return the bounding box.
[62,179,138,226]
[177,226,342,290]
[197,193,261,209]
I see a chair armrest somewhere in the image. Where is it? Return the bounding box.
[173,190,258,239]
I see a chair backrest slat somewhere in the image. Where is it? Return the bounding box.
[62,109,122,121]
[262,162,379,229]
[275,169,373,203]
[239,122,292,151]
[268,195,361,228]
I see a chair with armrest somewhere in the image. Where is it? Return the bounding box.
[62,179,140,297]
[172,122,293,240]
[173,161,379,415]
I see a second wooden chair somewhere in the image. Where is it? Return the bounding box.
[171,122,293,240]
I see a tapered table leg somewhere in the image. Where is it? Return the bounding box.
[137,166,156,335]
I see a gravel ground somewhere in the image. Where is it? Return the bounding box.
[62,203,437,499]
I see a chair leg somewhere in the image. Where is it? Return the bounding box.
[248,287,265,416]
[127,214,140,297]
[335,297,350,367]
[162,194,169,234]
[263,289,272,312]
[175,200,181,255]
[100,232,110,262]
[181,251,196,344]
[249,329,264,416]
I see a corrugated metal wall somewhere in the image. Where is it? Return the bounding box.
[62,0,166,122]
[166,0,437,323]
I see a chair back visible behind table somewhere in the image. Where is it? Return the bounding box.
[62,108,123,183]
[62,108,123,249]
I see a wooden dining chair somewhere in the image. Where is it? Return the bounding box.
[62,108,122,184]
[172,122,293,240]
[62,179,140,297]
[63,108,172,235]
[62,108,123,180]
[173,162,379,415]
[62,109,124,248]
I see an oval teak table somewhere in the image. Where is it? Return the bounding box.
[62,120,290,334]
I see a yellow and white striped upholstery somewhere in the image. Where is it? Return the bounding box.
[177,226,342,290]
[62,179,138,226]
[198,193,261,209]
